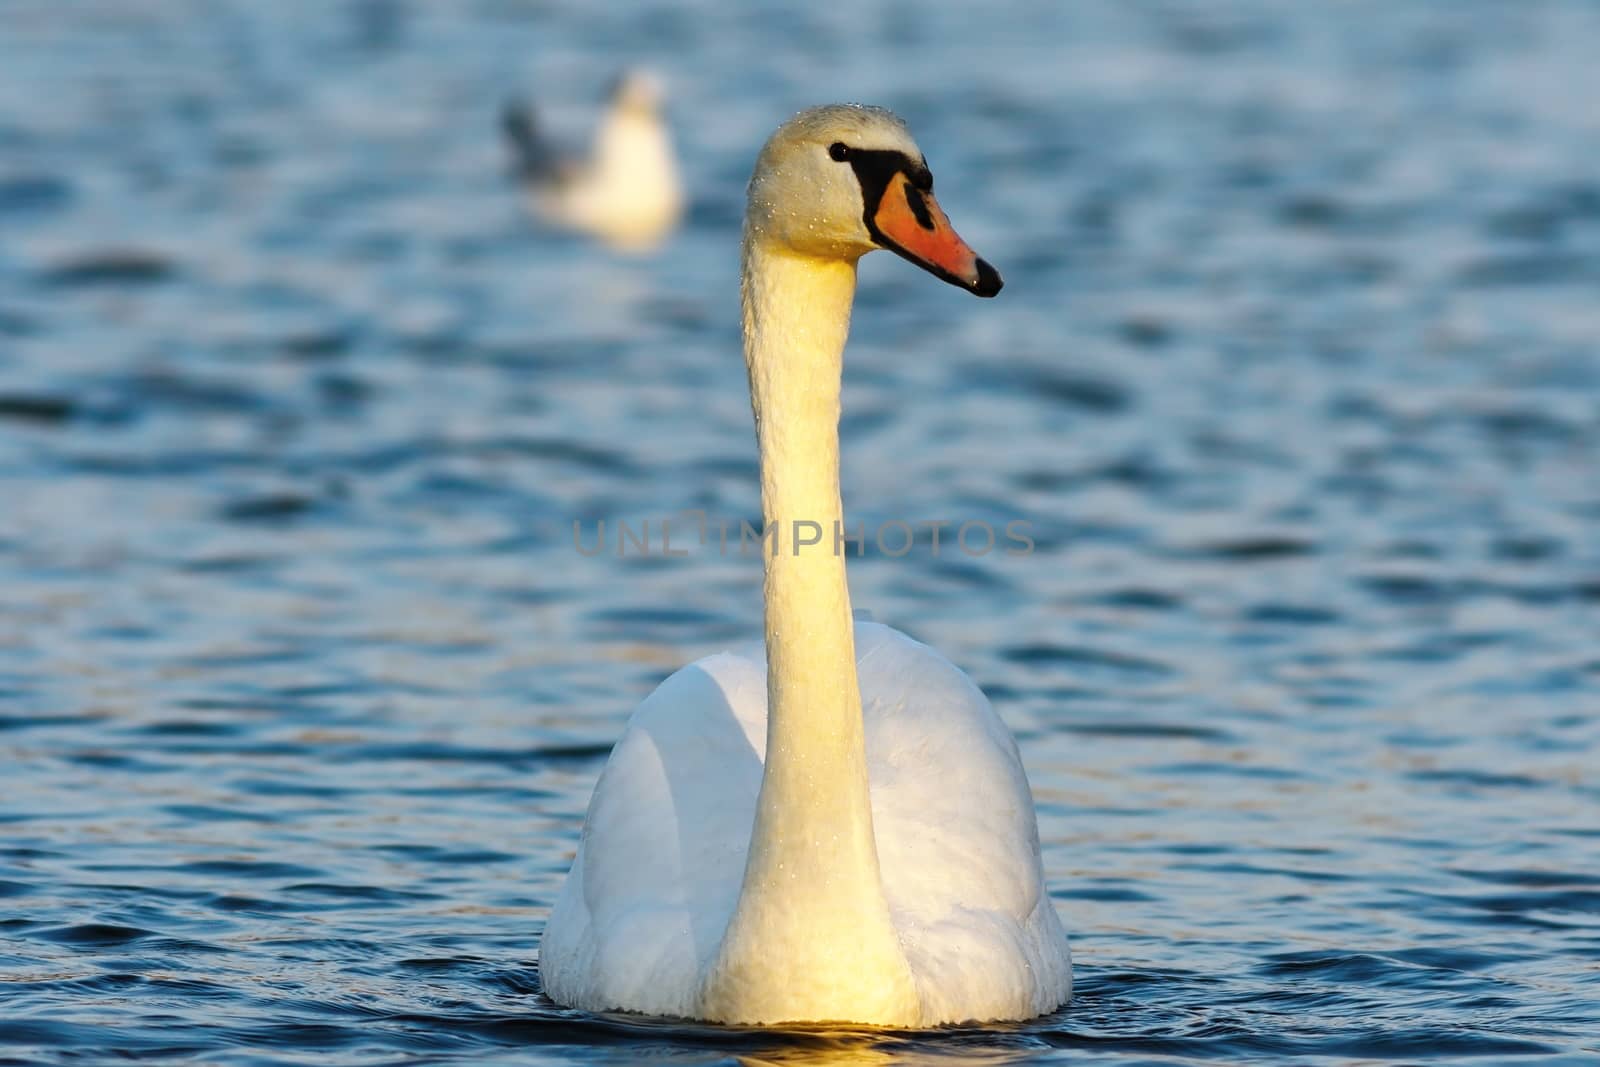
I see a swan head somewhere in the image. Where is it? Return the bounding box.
[746,104,1002,297]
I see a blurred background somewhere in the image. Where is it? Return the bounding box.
[1,1,1597,1063]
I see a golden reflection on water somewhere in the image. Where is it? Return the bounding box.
[733,1030,1041,1067]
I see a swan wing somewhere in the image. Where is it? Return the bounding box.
[538,647,767,1016]
[857,622,1073,1021]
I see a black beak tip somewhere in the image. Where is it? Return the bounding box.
[972,258,1003,298]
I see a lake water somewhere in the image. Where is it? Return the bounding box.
[2,1,1598,1063]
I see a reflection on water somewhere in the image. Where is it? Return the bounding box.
[2,0,1598,1064]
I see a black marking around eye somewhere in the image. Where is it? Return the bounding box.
[903,180,935,230]
[844,149,927,227]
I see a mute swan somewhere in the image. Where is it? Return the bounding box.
[503,70,684,251]
[540,105,1071,1027]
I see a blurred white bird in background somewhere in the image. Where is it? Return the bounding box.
[503,70,684,252]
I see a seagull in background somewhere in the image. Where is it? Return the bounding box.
[503,71,684,252]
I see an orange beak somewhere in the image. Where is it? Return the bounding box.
[871,176,1002,297]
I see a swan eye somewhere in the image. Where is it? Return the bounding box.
[828,142,851,162]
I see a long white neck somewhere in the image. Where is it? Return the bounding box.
[699,235,920,1025]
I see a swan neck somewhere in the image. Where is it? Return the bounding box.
[744,240,855,560]
[699,235,918,1024]
[743,238,863,809]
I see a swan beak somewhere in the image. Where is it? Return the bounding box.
[872,177,1003,297]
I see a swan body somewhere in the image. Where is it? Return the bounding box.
[540,622,1071,1024]
[504,71,683,250]
[540,104,1071,1027]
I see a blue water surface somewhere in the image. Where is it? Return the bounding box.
[1,1,1598,1063]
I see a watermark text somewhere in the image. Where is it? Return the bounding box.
[572,512,1033,558]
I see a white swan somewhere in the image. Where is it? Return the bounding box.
[540,104,1071,1027]
[503,71,684,251]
